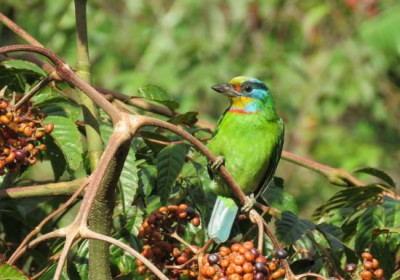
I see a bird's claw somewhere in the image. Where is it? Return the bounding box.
[241,194,256,212]
[211,156,225,170]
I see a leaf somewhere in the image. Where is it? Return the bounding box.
[313,185,383,221]
[1,59,46,76]
[354,167,396,188]
[125,206,144,236]
[119,148,139,212]
[355,205,385,254]
[75,240,89,280]
[141,130,172,154]
[44,134,67,181]
[316,222,358,265]
[156,144,188,204]
[261,184,299,215]
[45,116,83,171]
[275,211,315,245]
[169,111,198,126]
[33,85,68,107]
[136,84,179,111]
[0,263,29,280]
[138,164,157,197]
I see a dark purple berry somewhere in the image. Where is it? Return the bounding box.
[275,249,288,259]
[207,253,220,265]
[15,150,26,161]
[250,247,260,258]
[255,272,266,280]
[255,262,268,275]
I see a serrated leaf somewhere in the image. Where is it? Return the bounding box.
[355,205,385,254]
[2,59,46,76]
[0,263,29,280]
[45,116,83,171]
[261,185,298,215]
[136,84,179,111]
[156,144,188,204]
[355,167,396,188]
[315,222,358,264]
[169,111,198,126]
[275,211,315,245]
[125,206,144,236]
[138,164,157,197]
[33,86,68,107]
[313,185,383,221]
[119,148,138,211]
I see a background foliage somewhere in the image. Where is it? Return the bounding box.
[0,0,399,279]
[2,0,399,213]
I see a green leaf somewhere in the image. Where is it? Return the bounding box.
[138,164,157,197]
[355,205,385,254]
[261,184,299,215]
[119,148,139,212]
[275,211,315,245]
[313,185,383,221]
[136,84,179,111]
[125,206,144,236]
[169,111,198,126]
[2,59,46,76]
[33,86,68,107]
[0,263,29,280]
[75,240,89,280]
[44,134,67,180]
[354,167,396,188]
[156,144,188,204]
[45,116,83,171]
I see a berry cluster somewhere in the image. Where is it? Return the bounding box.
[0,96,53,175]
[199,241,286,280]
[345,251,384,280]
[137,204,201,279]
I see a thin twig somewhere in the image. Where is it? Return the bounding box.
[7,179,88,264]
[14,74,56,110]
[249,210,264,254]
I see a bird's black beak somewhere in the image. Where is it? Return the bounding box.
[211,83,241,97]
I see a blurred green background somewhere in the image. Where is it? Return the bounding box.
[1,0,399,216]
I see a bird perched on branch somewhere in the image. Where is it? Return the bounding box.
[207,76,284,243]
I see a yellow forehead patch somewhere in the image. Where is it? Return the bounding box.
[229,76,251,87]
[231,96,253,108]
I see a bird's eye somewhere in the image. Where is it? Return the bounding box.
[243,85,252,92]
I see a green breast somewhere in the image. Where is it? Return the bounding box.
[207,111,283,197]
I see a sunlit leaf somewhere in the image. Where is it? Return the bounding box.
[136,84,179,111]
[2,59,46,76]
[156,144,188,204]
[45,116,83,171]
[0,263,29,280]
[120,148,138,211]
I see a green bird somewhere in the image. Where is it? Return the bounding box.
[207,76,284,243]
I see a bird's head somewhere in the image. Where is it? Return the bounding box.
[211,76,272,114]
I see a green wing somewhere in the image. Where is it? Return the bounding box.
[255,119,285,198]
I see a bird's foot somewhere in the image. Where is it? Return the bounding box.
[210,156,225,170]
[241,194,256,212]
